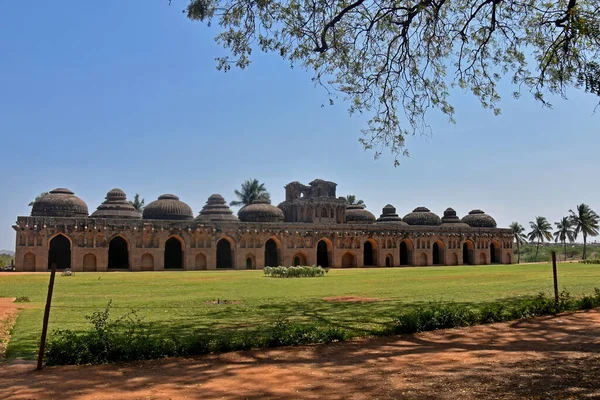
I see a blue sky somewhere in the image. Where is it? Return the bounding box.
[1,1,598,250]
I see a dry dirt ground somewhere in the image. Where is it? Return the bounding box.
[0,303,599,400]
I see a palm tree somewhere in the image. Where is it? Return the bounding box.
[527,216,553,262]
[230,179,270,207]
[345,195,365,207]
[28,192,49,206]
[553,217,576,262]
[509,222,527,264]
[569,203,600,260]
[129,194,145,212]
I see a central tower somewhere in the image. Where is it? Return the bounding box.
[278,179,347,224]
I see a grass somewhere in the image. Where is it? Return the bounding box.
[1,262,599,360]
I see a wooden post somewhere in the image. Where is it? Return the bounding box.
[37,262,57,370]
[551,251,559,304]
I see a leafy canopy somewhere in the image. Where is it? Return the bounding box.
[528,216,553,243]
[231,178,271,207]
[569,203,599,239]
[129,194,145,212]
[184,0,600,164]
[510,221,527,244]
[345,195,365,207]
[554,216,576,244]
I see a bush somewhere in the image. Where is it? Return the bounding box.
[264,266,329,278]
[579,258,600,264]
[392,302,477,334]
[14,296,30,303]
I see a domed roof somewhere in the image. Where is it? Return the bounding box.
[440,208,471,229]
[461,209,497,228]
[142,194,193,220]
[376,204,408,226]
[90,188,142,219]
[196,194,238,222]
[345,204,376,224]
[31,188,89,218]
[403,207,441,226]
[238,198,284,223]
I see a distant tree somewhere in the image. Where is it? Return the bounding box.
[185,0,600,164]
[28,192,49,206]
[528,217,553,262]
[129,194,145,212]
[509,222,527,264]
[554,217,576,262]
[569,203,600,260]
[345,195,365,208]
[230,179,270,207]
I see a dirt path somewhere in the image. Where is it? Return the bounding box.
[0,298,19,359]
[1,310,599,400]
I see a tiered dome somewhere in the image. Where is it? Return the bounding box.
[91,189,142,219]
[376,204,408,226]
[142,194,194,220]
[345,204,376,224]
[403,207,442,226]
[441,208,470,229]
[31,188,88,218]
[462,209,497,228]
[238,198,284,223]
[196,194,238,222]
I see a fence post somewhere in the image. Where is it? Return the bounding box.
[37,262,57,370]
[551,251,559,304]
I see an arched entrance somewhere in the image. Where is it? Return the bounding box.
[23,253,36,272]
[195,253,207,270]
[108,236,129,269]
[400,240,412,266]
[48,234,71,270]
[141,253,154,271]
[164,237,183,269]
[245,254,255,269]
[293,253,307,266]
[385,254,393,267]
[264,239,279,267]
[506,253,512,264]
[341,252,355,268]
[462,241,475,265]
[432,241,445,265]
[217,238,233,269]
[490,241,501,263]
[316,240,330,268]
[419,253,428,266]
[83,253,97,272]
[363,240,377,266]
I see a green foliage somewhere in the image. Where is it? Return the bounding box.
[392,302,477,334]
[128,194,145,212]
[345,195,365,208]
[569,203,600,260]
[45,305,346,366]
[528,217,553,261]
[263,266,328,278]
[230,179,270,207]
[579,258,600,264]
[185,0,600,164]
[14,297,30,303]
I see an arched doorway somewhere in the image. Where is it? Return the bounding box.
[316,240,330,268]
[195,253,207,270]
[293,253,307,266]
[419,253,428,266]
[108,236,129,269]
[245,254,255,269]
[264,239,279,267]
[432,241,445,265]
[400,240,412,266]
[462,241,475,265]
[506,253,512,264]
[363,240,377,266]
[83,254,97,272]
[141,253,154,271]
[217,238,233,269]
[23,253,36,272]
[164,237,183,269]
[490,241,501,263]
[48,234,71,270]
[385,254,393,267]
[342,252,355,268]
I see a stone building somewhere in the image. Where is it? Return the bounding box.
[13,180,514,272]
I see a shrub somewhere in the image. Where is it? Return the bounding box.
[479,303,508,323]
[14,296,30,303]
[579,258,600,264]
[392,302,477,334]
[264,266,329,278]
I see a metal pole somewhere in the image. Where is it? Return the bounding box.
[551,251,559,304]
[37,262,57,370]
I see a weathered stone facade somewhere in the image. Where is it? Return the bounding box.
[13,180,514,272]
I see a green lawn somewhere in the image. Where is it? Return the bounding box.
[1,262,599,359]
